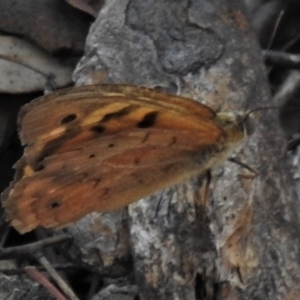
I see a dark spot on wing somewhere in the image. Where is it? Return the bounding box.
[61,114,77,124]
[137,178,144,184]
[89,154,95,158]
[101,106,132,122]
[108,143,114,148]
[137,111,158,128]
[102,188,109,197]
[90,125,105,134]
[35,162,45,171]
[49,201,61,209]
[168,136,177,146]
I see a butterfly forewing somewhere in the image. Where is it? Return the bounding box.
[20,85,221,170]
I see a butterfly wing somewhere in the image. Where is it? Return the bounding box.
[3,85,225,233]
[19,85,218,168]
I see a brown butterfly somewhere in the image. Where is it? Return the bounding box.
[2,84,254,234]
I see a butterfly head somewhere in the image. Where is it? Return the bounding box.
[216,111,255,144]
[216,106,280,144]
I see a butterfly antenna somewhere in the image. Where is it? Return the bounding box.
[244,106,280,119]
[154,195,164,218]
[236,106,280,136]
[267,10,285,50]
[202,170,212,206]
[228,158,259,176]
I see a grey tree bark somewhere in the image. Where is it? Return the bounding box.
[67,0,300,299]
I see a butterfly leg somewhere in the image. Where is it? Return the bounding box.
[228,157,259,179]
[202,170,211,206]
[286,134,300,151]
[154,195,164,218]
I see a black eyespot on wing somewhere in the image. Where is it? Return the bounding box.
[108,144,114,148]
[89,154,95,158]
[61,114,77,124]
[90,125,105,134]
[49,201,61,209]
[137,111,158,128]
